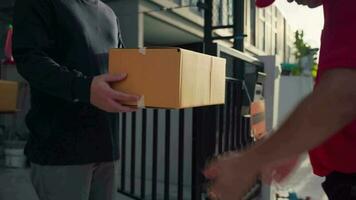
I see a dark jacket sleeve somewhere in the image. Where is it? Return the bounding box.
[12,0,92,103]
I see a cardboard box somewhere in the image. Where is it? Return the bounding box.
[109,48,226,109]
[0,80,19,112]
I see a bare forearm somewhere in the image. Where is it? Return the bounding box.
[247,69,356,166]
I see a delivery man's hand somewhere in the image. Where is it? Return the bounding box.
[204,152,260,200]
[204,150,299,200]
[90,73,140,113]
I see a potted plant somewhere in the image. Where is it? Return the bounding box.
[294,30,319,78]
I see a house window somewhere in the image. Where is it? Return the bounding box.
[219,0,224,25]
[228,0,233,25]
[274,32,278,54]
[190,0,204,15]
[212,0,222,26]
[258,20,266,51]
[171,0,204,15]
[250,0,256,46]
[262,22,266,51]
[274,7,278,18]
[212,0,232,26]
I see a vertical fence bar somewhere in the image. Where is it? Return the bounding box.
[192,108,202,200]
[178,109,185,200]
[230,82,236,150]
[140,110,147,199]
[225,82,231,151]
[192,109,198,200]
[151,110,159,200]
[236,81,245,151]
[218,105,224,154]
[193,107,217,200]
[130,113,136,194]
[237,107,242,151]
[244,116,249,149]
[241,116,249,149]
[164,110,171,200]
[121,113,127,191]
[229,82,235,151]
[234,82,242,150]
[214,106,220,154]
[232,81,243,150]
[245,116,253,149]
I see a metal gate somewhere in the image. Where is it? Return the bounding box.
[116,43,264,200]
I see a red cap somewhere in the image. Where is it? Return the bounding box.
[255,0,275,8]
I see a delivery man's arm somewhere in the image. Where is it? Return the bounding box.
[248,68,356,166]
[13,0,138,112]
[205,68,356,200]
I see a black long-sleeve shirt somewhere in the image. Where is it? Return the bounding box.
[13,0,123,165]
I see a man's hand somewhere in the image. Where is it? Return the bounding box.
[90,73,140,113]
[204,151,299,200]
[260,156,299,185]
[287,0,323,8]
[204,68,356,199]
[204,152,260,200]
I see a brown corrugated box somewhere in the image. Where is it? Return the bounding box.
[109,48,226,109]
[0,80,18,112]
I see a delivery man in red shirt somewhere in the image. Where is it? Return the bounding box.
[204,0,356,200]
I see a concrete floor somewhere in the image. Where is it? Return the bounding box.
[0,167,38,200]
[272,155,328,200]
[0,165,189,200]
[0,157,328,200]
[0,165,130,200]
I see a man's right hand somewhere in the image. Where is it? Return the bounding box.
[90,73,140,113]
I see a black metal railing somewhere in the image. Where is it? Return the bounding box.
[116,44,264,200]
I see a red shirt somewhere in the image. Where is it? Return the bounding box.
[309,0,356,176]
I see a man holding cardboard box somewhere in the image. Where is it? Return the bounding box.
[12,0,139,200]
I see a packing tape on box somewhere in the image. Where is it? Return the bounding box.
[137,96,145,108]
[139,47,147,55]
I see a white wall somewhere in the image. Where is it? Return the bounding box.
[269,75,318,200]
[278,76,313,125]
[258,55,281,200]
[258,64,315,200]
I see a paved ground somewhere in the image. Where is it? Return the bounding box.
[0,167,38,200]
[0,156,328,200]
[272,155,328,200]
[0,165,187,200]
[0,165,130,200]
